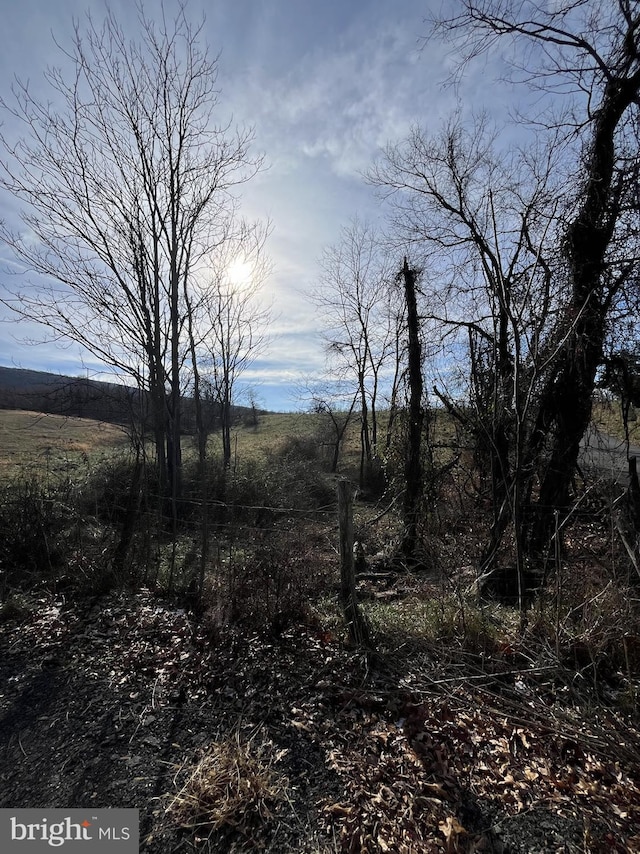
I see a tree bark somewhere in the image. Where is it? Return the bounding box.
[528,64,640,554]
[400,258,424,562]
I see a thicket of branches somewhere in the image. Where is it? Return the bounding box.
[313,0,640,601]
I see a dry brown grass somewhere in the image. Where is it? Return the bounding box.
[209,411,332,463]
[592,396,640,444]
[0,409,128,478]
[166,730,288,840]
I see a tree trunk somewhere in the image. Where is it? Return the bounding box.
[527,66,639,555]
[400,258,424,562]
[222,382,232,468]
[359,380,372,487]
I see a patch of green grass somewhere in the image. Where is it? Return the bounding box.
[364,598,444,638]
[363,593,514,655]
[187,406,460,482]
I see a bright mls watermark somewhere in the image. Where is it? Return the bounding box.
[0,809,138,852]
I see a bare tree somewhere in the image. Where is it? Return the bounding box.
[0,2,263,502]
[298,378,358,473]
[197,223,272,468]
[315,218,401,487]
[370,116,563,596]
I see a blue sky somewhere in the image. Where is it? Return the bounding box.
[0,0,498,411]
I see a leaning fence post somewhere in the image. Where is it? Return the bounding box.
[337,479,371,648]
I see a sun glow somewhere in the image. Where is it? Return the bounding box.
[226,257,254,287]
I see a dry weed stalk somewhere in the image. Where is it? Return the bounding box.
[167,730,288,838]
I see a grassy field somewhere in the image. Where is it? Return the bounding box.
[205,411,325,459]
[0,407,340,489]
[0,409,129,479]
[0,397,632,481]
[592,395,640,444]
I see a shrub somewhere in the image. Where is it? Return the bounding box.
[201,526,334,636]
[0,478,68,593]
[78,453,157,525]
[212,444,335,529]
[0,462,146,599]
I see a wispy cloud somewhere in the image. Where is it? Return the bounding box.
[245,19,439,179]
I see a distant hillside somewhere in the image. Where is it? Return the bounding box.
[0,366,141,425]
[0,366,268,430]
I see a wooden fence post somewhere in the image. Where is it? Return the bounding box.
[337,479,372,648]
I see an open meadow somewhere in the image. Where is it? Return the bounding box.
[0,409,129,479]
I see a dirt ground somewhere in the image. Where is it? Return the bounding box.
[1,589,639,853]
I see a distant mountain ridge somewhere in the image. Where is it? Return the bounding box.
[0,365,267,428]
[0,365,140,424]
